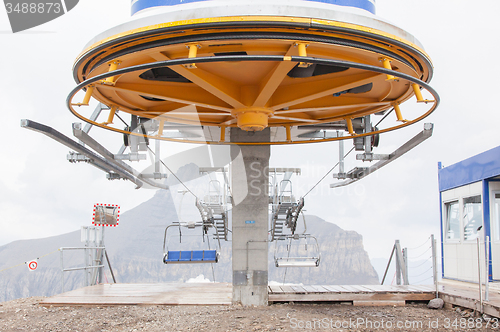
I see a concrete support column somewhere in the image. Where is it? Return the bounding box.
[230,128,270,306]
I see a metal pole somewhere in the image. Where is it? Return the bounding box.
[98,226,105,284]
[84,246,88,287]
[381,245,396,285]
[364,115,372,154]
[431,234,438,298]
[395,240,402,285]
[84,230,89,287]
[90,228,97,285]
[338,131,344,175]
[477,237,483,313]
[105,250,117,283]
[155,137,160,174]
[403,248,409,285]
[485,235,490,302]
[60,248,64,293]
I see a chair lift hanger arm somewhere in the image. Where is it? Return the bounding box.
[330,123,433,189]
[21,119,144,188]
[73,125,168,190]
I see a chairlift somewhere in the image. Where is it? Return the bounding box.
[162,221,221,264]
[162,191,221,264]
[274,233,320,268]
[278,179,294,203]
[206,180,222,205]
[197,178,229,241]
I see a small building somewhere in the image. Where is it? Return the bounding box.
[438,146,500,282]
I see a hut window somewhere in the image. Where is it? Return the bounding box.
[445,201,460,242]
[463,195,482,241]
[494,194,500,241]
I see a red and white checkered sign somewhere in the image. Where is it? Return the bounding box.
[92,204,120,227]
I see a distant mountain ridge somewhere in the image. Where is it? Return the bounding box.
[0,164,378,302]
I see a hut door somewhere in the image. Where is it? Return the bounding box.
[492,193,500,280]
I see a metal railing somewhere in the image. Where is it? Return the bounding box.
[59,246,115,292]
[381,235,439,298]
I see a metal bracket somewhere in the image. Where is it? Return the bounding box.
[233,271,247,286]
[114,153,147,161]
[67,152,91,163]
[184,43,201,69]
[73,124,167,189]
[21,119,170,190]
[331,123,434,188]
[106,173,125,180]
[294,42,312,68]
[333,167,369,180]
[21,119,144,188]
[140,173,168,179]
[356,153,390,161]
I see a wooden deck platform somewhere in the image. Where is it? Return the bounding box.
[438,280,500,318]
[40,283,232,306]
[41,283,436,307]
[38,281,500,316]
[268,284,436,305]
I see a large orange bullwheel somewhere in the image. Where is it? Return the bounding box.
[69,15,438,145]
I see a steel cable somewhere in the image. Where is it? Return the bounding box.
[408,246,431,259]
[302,147,355,198]
[406,236,431,250]
[147,146,200,200]
[409,267,433,278]
[408,258,432,269]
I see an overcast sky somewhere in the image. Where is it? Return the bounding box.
[1,0,500,264]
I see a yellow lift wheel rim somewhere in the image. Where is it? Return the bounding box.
[67,55,439,145]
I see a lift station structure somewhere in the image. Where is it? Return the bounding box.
[22,0,439,306]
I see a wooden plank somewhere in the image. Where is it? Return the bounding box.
[278,286,289,294]
[355,285,377,292]
[302,286,320,293]
[280,286,296,294]
[41,282,442,307]
[357,285,380,292]
[437,281,500,318]
[387,285,412,293]
[40,283,233,306]
[412,285,436,291]
[309,285,330,293]
[394,286,416,293]
[364,285,404,293]
[290,285,307,294]
[336,285,359,292]
[347,285,371,292]
[484,303,500,319]
[406,285,433,292]
[353,300,406,307]
[365,285,404,292]
[268,285,284,294]
[384,285,411,292]
[439,294,481,312]
[321,285,344,293]
[269,292,434,302]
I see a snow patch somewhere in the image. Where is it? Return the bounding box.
[186,274,212,283]
[268,281,304,286]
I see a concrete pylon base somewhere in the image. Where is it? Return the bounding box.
[230,128,270,306]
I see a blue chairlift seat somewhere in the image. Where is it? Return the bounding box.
[163,250,219,264]
[192,250,204,261]
[203,250,217,261]
[165,251,180,262]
